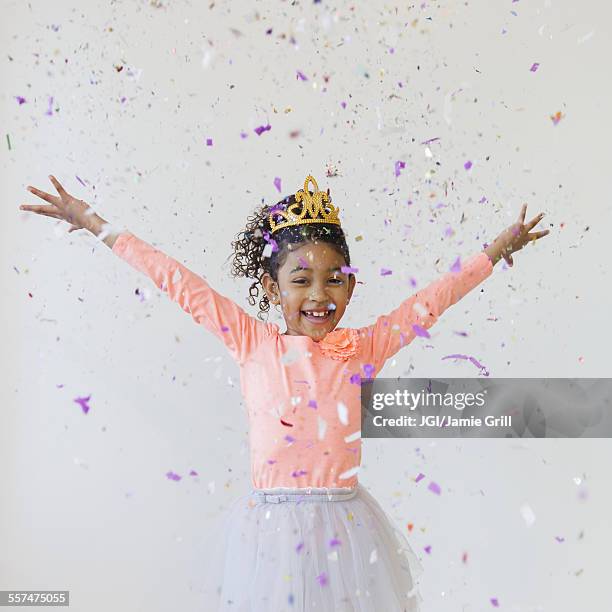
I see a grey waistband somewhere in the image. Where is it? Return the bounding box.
[251,486,358,504]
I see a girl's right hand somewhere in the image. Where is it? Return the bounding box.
[19,175,94,233]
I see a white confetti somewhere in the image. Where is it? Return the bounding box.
[369,548,378,564]
[344,430,361,443]
[318,416,327,440]
[520,503,536,527]
[339,465,360,480]
[337,401,348,425]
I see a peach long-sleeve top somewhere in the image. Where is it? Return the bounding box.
[112,231,493,490]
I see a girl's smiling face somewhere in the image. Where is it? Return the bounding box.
[262,241,356,341]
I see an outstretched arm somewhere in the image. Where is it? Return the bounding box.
[357,203,550,374]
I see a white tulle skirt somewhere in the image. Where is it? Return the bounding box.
[196,483,424,611]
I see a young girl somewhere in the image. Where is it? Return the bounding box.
[20,174,549,611]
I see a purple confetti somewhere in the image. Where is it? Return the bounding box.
[350,373,361,385]
[316,572,328,586]
[291,470,308,478]
[296,541,304,553]
[45,96,54,116]
[74,394,92,414]
[307,399,318,409]
[15,96,26,105]
[428,481,441,495]
[166,471,181,481]
[424,545,432,554]
[340,101,347,109]
[420,136,440,145]
[464,160,472,171]
[490,598,499,607]
[441,353,490,377]
[297,256,310,268]
[329,538,341,548]
[363,364,375,379]
[206,138,213,146]
[415,472,425,483]
[284,435,296,443]
[394,160,406,177]
[189,470,198,476]
[412,324,430,339]
[341,265,358,274]
[75,175,87,187]
[380,268,392,276]
[254,123,271,136]
[296,70,308,81]
[530,62,540,72]
[450,256,462,273]
[273,177,282,192]
[555,536,565,543]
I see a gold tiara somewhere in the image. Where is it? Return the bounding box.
[268,175,341,234]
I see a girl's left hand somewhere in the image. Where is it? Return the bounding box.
[486,204,550,267]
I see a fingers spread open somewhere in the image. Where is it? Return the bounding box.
[49,175,68,198]
[27,186,60,206]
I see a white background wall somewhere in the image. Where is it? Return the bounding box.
[2,1,611,610]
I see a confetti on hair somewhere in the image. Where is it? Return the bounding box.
[74,394,92,414]
[166,471,181,481]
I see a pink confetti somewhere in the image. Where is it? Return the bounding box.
[329,538,341,548]
[412,324,430,339]
[273,177,282,192]
[415,472,425,483]
[166,471,181,481]
[428,481,441,495]
[74,394,92,414]
[530,62,540,72]
[189,470,198,476]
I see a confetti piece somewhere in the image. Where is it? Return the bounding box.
[317,416,327,440]
[344,430,360,443]
[189,470,198,476]
[337,402,348,425]
[254,123,271,135]
[206,138,213,146]
[6,134,11,150]
[339,465,360,480]
[363,364,375,379]
[45,96,54,116]
[75,175,87,187]
[296,541,304,553]
[450,256,462,273]
[520,503,536,527]
[15,96,26,105]
[530,62,540,72]
[490,597,500,607]
[329,537,341,548]
[369,549,378,564]
[407,522,414,532]
[380,268,392,276]
[394,160,406,177]
[551,111,564,125]
[555,536,565,543]
[284,435,296,444]
[441,354,490,376]
[166,471,181,481]
[412,324,430,339]
[424,545,432,554]
[274,177,282,192]
[415,472,425,483]
[296,70,308,81]
[462,551,468,563]
[316,572,328,586]
[349,373,361,385]
[428,481,441,495]
[341,265,358,274]
[291,469,308,477]
[464,160,472,171]
[74,394,92,414]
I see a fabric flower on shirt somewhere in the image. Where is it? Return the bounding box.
[318,328,360,361]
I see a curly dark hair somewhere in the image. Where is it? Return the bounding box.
[229,191,353,322]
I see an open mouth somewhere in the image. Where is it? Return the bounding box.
[301,310,332,324]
